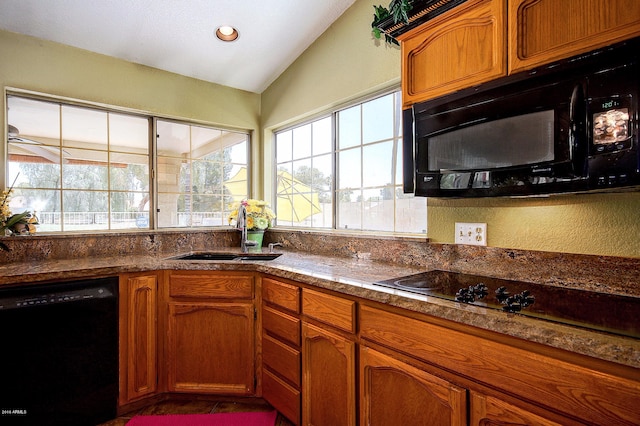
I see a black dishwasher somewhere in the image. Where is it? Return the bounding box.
[0,276,118,426]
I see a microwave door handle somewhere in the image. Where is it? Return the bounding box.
[569,83,587,175]
[402,108,415,193]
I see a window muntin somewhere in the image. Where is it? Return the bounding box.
[156,119,249,228]
[275,91,426,234]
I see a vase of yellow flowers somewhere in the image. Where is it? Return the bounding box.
[228,199,276,251]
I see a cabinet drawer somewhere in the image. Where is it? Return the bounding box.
[263,334,301,387]
[302,288,355,333]
[263,306,300,346]
[169,272,253,299]
[263,369,300,426]
[262,277,300,313]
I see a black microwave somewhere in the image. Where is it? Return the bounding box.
[403,37,639,197]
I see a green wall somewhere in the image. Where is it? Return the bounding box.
[260,0,640,258]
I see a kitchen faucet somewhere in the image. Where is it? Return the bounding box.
[237,203,258,253]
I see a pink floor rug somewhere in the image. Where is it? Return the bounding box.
[126,410,278,426]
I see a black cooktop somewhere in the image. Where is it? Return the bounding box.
[374,270,640,338]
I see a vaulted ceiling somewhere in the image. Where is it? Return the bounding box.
[0,0,357,93]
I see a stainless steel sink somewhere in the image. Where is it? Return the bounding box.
[169,252,282,261]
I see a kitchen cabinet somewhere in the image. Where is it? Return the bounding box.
[165,271,255,395]
[261,276,302,425]
[359,304,640,425]
[509,0,640,73]
[360,346,467,426]
[301,288,357,426]
[397,0,506,107]
[119,272,158,405]
[397,0,640,107]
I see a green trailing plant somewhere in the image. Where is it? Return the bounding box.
[371,0,414,46]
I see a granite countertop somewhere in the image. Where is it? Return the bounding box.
[1,249,638,369]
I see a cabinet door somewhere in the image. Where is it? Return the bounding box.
[398,0,506,107]
[302,322,356,426]
[360,346,467,426]
[167,302,254,394]
[470,392,567,426]
[509,0,640,73]
[119,274,157,404]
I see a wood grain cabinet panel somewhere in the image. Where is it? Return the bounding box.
[360,304,640,425]
[167,302,254,394]
[262,277,300,313]
[263,334,301,387]
[509,0,640,73]
[470,391,567,426]
[302,322,356,426]
[398,0,506,107]
[260,277,302,426]
[263,369,301,425]
[263,305,301,346]
[360,346,467,426]
[168,272,253,299]
[302,288,355,333]
[119,273,158,405]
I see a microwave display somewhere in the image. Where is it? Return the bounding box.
[593,108,629,145]
[427,110,555,171]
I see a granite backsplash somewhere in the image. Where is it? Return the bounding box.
[1,228,639,297]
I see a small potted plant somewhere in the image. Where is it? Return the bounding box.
[1,179,39,238]
[371,0,414,45]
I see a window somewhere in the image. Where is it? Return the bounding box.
[156,119,249,228]
[275,117,332,228]
[7,95,150,231]
[6,94,249,232]
[274,91,427,234]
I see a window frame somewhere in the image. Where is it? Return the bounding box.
[5,90,251,233]
[272,89,427,235]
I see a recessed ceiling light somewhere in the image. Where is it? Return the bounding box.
[216,25,239,42]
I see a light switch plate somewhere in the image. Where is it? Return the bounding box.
[455,222,487,246]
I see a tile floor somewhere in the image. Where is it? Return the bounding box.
[98,397,295,426]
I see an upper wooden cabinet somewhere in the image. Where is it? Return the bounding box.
[397,0,640,107]
[509,0,640,73]
[397,0,506,107]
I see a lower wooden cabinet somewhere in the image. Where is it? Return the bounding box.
[301,287,357,426]
[261,276,302,425]
[116,270,639,426]
[360,304,640,425]
[360,346,467,426]
[119,272,158,405]
[302,322,356,426]
[165,271,256,395]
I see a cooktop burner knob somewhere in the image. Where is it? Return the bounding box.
[455,287,475,303]
[495,286,510,303]
[520,290,535,307]
[473,282,489,299]
[502,299,522,312]
[500,290,535,312]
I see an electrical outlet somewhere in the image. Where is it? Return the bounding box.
[455,222,487,246]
